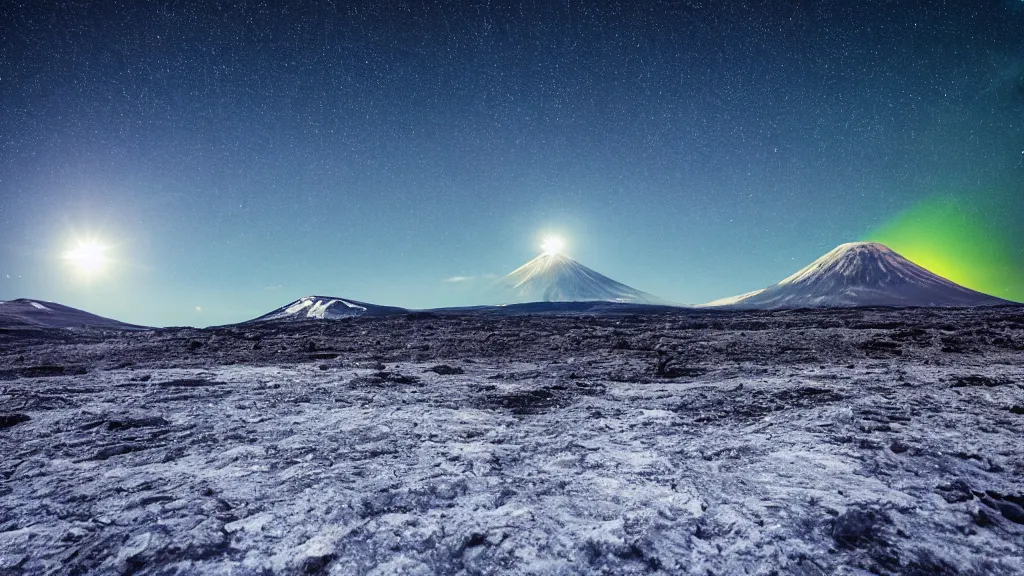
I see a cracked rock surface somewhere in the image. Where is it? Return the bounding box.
[1,307,1023,574]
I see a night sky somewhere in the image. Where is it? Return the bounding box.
[2,1,1022,327]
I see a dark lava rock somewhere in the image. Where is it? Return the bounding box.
[903,550,960,576]
[889,440,910,454]
[490,388,560,415]
[106,416,169,431]
[830,508,901,572]
[462,533,487,550]
[972,507,995,527]
[658,365,706,378]
[832,509,880,549]
[0,413,31,429]
[375,371,420,384]
[20,365,87,378]
[90,443,145,461]
[935,480,974,504]
[655,355,706,378]
[301,553,337,574]
[951,375,1008,388]
[997,501,1024,525]
[891,327,929,342]
[427,364,464,375]
[858,438,883,450]
[940,336,972,353]
[859,339,903,356]
[979,492,1024,525]
[352,371,421,386]
[157,378,225,387]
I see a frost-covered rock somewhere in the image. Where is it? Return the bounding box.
[1,307,1022,574]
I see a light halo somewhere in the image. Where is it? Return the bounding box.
[541,235,565,255]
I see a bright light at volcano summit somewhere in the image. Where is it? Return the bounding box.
[541,236,565,255]
[63,240,109,276]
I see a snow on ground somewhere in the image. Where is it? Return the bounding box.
[1,307,1023,574]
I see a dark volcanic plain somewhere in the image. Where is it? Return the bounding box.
[2,307,1024,575]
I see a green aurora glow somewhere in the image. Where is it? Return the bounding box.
[863,196,1024,303]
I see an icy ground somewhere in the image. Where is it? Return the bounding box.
[1,307,1023,575]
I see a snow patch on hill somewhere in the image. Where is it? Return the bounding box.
[250,296,407,322]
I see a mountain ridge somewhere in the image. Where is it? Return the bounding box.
[246,295,408,322]
[499,252,667,305]
[703,242,1013,309]
[0,298,150,330]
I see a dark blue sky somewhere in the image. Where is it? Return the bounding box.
[1,1,1022,326]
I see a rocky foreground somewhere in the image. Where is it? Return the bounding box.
[1,307,1023,575]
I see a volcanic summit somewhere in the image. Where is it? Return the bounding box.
[248,296,407,322]
[500,252,665,304]
[703,242,1013,309]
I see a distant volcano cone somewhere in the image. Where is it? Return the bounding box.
[703,242,1014,309]
[248,296,407,322]
[0,298,147,329]
[500,252,665,304]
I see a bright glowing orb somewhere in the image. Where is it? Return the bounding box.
[63,240,108,275]
[541,235,565,255]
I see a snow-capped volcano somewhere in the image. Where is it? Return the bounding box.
[0,299,148,329]
[500,252,665,304]
[703,242,1013,309]
[248,296,407,322]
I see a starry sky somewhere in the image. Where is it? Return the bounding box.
[1,1,1022,327]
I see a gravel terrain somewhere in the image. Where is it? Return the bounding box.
[2,307,1023,575]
